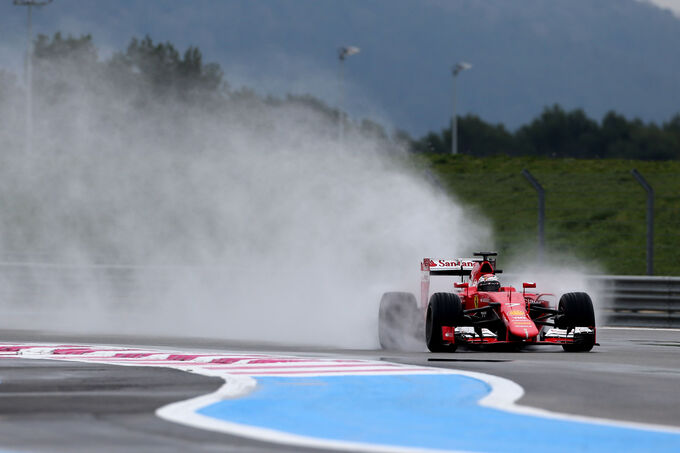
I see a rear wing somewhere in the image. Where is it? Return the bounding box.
[420,255,503,309]
[422,258,476,276]
[419,258,475,308]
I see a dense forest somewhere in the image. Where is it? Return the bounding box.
[414,107,680,160]
[1,33,678,160]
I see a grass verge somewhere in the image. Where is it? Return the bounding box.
[414,154,680,276]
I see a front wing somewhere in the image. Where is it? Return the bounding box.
[443,326,596,346]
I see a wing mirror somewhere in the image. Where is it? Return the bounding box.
[522,282,536,297]
[454,282,468,289]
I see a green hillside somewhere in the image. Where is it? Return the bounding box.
[415,154,680,276]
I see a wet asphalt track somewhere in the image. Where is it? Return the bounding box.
[0,327,678,452]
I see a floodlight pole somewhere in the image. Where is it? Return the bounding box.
[14,0,53,155]
[451,62,471,155]
[337,46,360,140]
[522,169,545,263]
[631,169,654,275]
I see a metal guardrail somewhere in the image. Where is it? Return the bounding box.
[589,276,680,328]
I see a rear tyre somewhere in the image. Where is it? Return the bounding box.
[426,292,463,352]
[557,292,596,352]
[378,292,419,350]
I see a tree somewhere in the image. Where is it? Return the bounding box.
[33,32,98,65]
[413,104,679,160]
[360,119,388,141]
[119,36,224,101]
[32,33,100,103]
[412,131,448,154]
[515,105,600,158]
[457,114,515,156]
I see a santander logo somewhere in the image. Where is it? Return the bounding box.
[430,259,475,268]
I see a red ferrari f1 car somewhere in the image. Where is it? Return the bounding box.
[378,252,597,352]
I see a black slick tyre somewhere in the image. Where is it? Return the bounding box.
[426,292,463,352]
[378,292,419,350]
[557,292,596,352]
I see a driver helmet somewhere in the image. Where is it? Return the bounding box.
[478,274,501,292]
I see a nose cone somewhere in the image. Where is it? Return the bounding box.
[501,293,539,340]
[504,309,539,339]
[507,320,539,339]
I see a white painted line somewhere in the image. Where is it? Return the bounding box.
[600,326,680,332]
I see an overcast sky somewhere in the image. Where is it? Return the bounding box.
[1,0,679,134]
[643,0,680,16]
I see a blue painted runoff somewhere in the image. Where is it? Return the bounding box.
[198,374,680,453]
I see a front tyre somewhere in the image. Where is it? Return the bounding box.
[556,292,596,352]
[426,292,463,352]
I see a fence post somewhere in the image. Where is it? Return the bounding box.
[631,169,654,275]
[521,169,544,263]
